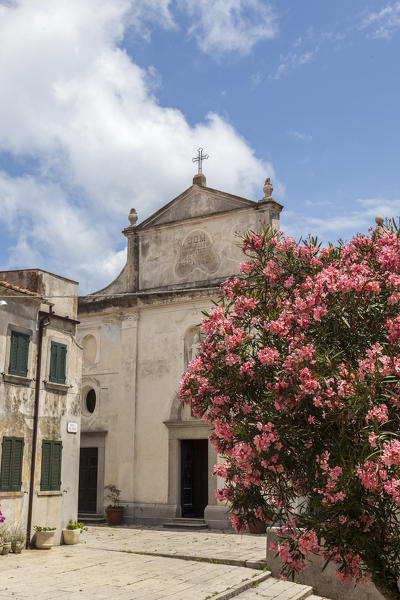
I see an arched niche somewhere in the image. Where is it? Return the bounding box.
[82,334,98,366]
[183,325,201,371]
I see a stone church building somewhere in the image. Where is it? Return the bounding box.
[77,172,283,529]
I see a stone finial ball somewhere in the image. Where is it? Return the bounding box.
[375,216,384,226]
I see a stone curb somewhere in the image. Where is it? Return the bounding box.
[85,545,267,570]
[133,550,267,570]
[208,571,272,600]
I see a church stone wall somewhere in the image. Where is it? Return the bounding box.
[78,176,282,527]
[138,207,271,291]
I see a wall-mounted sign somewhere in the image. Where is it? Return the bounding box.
[67,421,78,434]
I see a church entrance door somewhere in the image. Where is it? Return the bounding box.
[180,439,208,518]
[78,447,98,513]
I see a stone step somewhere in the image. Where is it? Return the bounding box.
[78,513,106,524]
[235,577,315,599]
[163,517,208,530]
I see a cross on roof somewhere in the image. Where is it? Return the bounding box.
[192,147,209,174]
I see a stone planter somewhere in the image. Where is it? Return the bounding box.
[11,541,24,554]
[105,506,124,526]
[62,529,81,545]
[34,530,56,549]
[248,518,266,534]
[1,542,11,555]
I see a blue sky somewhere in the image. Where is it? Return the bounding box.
[0,0,399,292]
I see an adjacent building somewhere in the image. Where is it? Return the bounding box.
[78,174,282,528]
[0,270,81,544]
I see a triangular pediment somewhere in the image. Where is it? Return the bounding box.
[137,184,256,230]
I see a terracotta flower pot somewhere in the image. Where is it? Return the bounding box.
[105,506,124,526]
[62,529,81,545]
[248,518,266,534]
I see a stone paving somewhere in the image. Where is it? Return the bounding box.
[0,526,330,600]
[85,524,267,566]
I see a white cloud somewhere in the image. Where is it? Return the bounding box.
[287,130,312,142]
[128,0,175,40]
[360,2,400,39]
[282,197,400,247]
[0,0,276,292]
[251,71,262,88]
[270,26,346,81]
[270,48,318,80]
[179,0,278,57]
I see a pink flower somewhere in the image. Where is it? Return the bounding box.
[381,440,400,467]
[258,347,279,366]
[365,404,388,424]
[368,433,378,448]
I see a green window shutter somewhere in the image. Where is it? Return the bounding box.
[0,437,24,492]
[10,438,24,491]
[40,441,51,491]
[57,345,67,384]
[41,440,62,491]
[9,334,19,375]
[9,331,30,377]
[0,437,13,490]
[49,342,67,384]
[49,343,58,382]
[50,441,62,490]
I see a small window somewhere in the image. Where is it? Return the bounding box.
[49,342,67,384]
[40,440,62,491]
[9,331,30,377]
[0,436,24,492]
[86,389,96,414]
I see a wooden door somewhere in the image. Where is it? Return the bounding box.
[78,447,98,513]
[181,440,208,518]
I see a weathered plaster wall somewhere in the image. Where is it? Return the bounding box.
[0,269,78,320]
[0,273,81,545]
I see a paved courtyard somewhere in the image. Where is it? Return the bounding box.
[0,526,329,600]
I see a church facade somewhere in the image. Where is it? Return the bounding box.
[77,173,282,528]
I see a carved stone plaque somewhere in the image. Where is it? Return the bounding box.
[176,229,220,277]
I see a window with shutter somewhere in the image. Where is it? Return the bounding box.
[49,342,67,384]
[9,331,30,377]
[40,440,62,491]
[0,436,24,491]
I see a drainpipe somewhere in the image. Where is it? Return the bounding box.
[25,308,52,548]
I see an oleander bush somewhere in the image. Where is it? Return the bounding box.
[179,223,400,599]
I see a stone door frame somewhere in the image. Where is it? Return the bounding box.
[80,431,107,516]
[163,420,217,517]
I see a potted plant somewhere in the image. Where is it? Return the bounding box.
[104,484,123,525]
[33,526,57,549]
[0,525,11,555]
[10,524,25,553]
[248,518,266,535]
[62,519,87,545]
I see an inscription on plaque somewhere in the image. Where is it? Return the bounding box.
[176,229,220,277]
